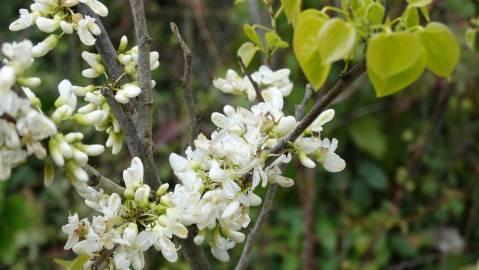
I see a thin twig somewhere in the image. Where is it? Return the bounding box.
[84,164,125,195]
[270,61,366,156]
[171,22,200,147]
[170,22,211,270]
[77,4,161,189]
[235,61,366,270]
[295,84,314,120]
[129,0,154,159]
[235,184,277,270]
[237,57,264,102]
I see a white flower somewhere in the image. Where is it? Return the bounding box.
[32,34,59,58]
[16,109,57,158]
[149,227,179,262]
[310,109,335,133]
[35,16,60,33]
[251,65,293,96]
[77,16,101,46]
[113,223,152,270]
[52,80,77,122]
[213,69,256,101]
[2,40,34,73]
[123,157,144,189]
[80,0,109,17]
[9,9,34,31]
[211,233,235,262]
[98,193,122,218]
[60,20,74,34]
[317,138,346,173]
[273,116,297,136]
[62,213,90,250]
[115,84,141,104]
[134,184,150,206]
[0,66,16,91]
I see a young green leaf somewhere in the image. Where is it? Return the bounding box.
[368,51,426,97]
[237,42,259,67]
[366,2,385,25]
[281,0,302,25]
[407,0,432,7]
[417,22,460,77]
[317,18,357,65]
[265,32,289,49]
[54,255,89,270]
[293,10,330,90]
[367,32,423,79]
[243,24,263,48]
[404,6,419,28]
[466,28,477,50]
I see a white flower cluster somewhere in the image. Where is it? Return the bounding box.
[165,66,345,261]
[65,36,160,154]
[9,0,108,56]
[64,158,184,269]
[60,65,346,267]
[0,40,57,180]
[0,39,104,184]
[213,65,293,101]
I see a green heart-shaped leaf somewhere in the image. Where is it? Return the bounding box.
[317,18,357,65]
[367,32,423,79]
[293,10,331,90]
[237,42,259,67]
[417,22,460,77]
[281,0,302,25]
[243,24,262,48]
[368,50,426,97]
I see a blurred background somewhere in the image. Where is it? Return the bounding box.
[1,0,479,269]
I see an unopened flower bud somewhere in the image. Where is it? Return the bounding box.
[156,183,169,198]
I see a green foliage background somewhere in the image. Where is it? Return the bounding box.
[1,0,479,269]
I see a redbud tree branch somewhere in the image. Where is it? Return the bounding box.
[237,57,264,102]
[235,61,367,270]
[84,164,125,196]
[77,4,161,189]
[170,22,211,270]
[170,22,200,147]
[129,0,154,159]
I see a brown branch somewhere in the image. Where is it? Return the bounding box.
[171,22,200,147]
[176,226,211,270]
[129,0,154,160]
[237,57,264,102]
[84,164,125,195]
[91,248,115,270]
[234,184,277,270]
[235,61,366,270]
[101,87,161,190]
[77,4,161,189]
[270,61,366,156]
[170,22,211,270]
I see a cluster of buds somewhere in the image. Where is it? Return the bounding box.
[48,132,104,183]
[0,40,57,180]
[9,0,108,56]
[63,158,185,269]
[65,36,160,154]
[117,35,160,86]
